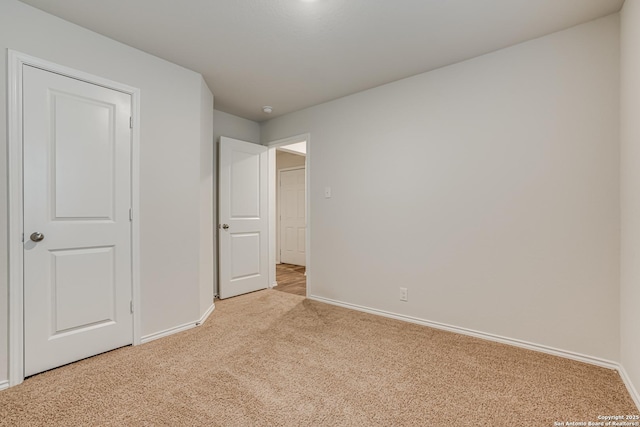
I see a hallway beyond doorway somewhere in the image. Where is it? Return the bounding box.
[275,264,306,296]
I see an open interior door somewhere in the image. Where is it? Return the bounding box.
[218,137,269,299]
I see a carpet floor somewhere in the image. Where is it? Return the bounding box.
[0,290,637,426]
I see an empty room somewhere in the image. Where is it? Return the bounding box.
[1,0,640,425]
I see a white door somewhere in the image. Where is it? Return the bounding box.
[279,168,306,266]
[23,65,133,377]
[218,137,269,299]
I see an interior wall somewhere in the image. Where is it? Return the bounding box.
[0,0,213,382]
[277,151,306,170]
[199,77,215,317]
[212,110,261,296]
[262,15,621,361]
[213,110,261,145]
[620,0,640,404]
[276,151,306,264]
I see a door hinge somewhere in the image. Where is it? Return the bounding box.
[21,233,24,243]
[130,300,134,314]
[129,116,133,129]
[129,208,133,221]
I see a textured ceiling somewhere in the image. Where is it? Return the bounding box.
[19,0,624,122]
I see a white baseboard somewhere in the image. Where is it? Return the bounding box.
[308,295,619,371]
[0,380,8,391]
[141,321,197,344]
[142,302,215,344]
[618,365,640,410]
[270,281,278,288]
[196,302,215,326]
[309,295,640,410]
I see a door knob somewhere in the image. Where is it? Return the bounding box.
[220,224,229,230]
[30,232,45,242]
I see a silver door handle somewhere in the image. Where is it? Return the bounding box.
[220,224,229,230]
[30,232,45,242]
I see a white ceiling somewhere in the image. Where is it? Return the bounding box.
[19,0,624,122]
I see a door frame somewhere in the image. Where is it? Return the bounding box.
[7,50,142,387]
[277,166,306,266]
[266,134,310,296]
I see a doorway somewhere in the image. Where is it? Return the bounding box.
[267,135,310,297]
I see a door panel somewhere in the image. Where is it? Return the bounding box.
[53,92,115,219]
[230,233,261,279]
[230,151,261,218]
[23,65,133,377]
[279,168,306,266]
[52,246,115,333]
[219,137,268,299]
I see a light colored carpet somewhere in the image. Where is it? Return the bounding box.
[0,289,636,426]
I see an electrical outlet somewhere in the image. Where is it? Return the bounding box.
[400,287,408,302]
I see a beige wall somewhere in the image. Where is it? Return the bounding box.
[262,15,621,361]
[0,0,213,383]
[620,0,640,406]
[277,150,306,170]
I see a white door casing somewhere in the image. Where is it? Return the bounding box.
[218,137,269,299]
[23,65,133,376]
[279,167,306,266]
